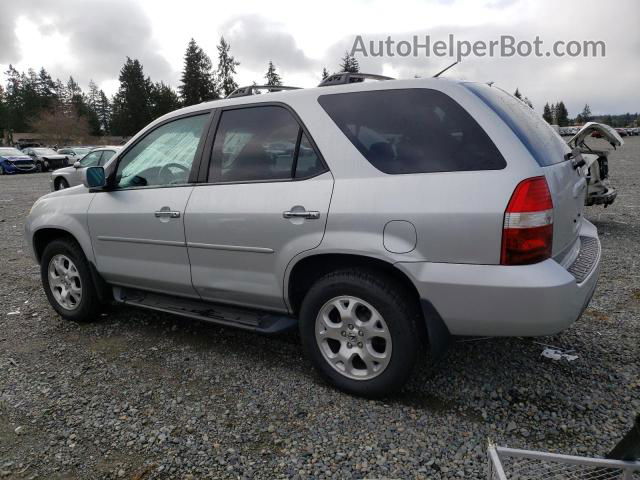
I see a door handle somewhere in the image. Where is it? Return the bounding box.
[283,210,320,220]
[154,210,181,218]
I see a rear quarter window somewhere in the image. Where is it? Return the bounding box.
[464,83,570,167]
[318,88,506,174]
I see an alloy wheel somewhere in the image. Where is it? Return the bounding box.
[315,296,392,380]
[48,254,83,310]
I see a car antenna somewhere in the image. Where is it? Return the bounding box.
[433,61,459,78]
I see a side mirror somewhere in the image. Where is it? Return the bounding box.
[82,166,106,190]
[73,161,81,169]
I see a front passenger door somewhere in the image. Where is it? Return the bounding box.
[88,113,211,297]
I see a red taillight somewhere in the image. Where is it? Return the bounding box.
[501,176,553,265]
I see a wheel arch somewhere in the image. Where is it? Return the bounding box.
[286,252,451,357]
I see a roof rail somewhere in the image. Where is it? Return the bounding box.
[318,72,394,87]
[226,85,301,98]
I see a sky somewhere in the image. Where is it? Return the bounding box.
[0,0,638,116]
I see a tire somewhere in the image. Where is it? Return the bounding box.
[40,238,102,322]
[299,269,421,398]
[55,178,69,190]
[0,165,4,175]
[35,162,43,173]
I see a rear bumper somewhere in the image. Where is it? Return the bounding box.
[398,220,601,337]
[586,188,617,206]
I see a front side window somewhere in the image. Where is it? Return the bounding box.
[79,151,102,167]
[318,89,506,174]
[209,106,324,182]
[115,114,208,188]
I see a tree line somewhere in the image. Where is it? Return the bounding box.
[0,41,360,146]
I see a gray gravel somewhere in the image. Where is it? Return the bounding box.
[1,138,639,479]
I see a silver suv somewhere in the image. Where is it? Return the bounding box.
[25,76,601,397]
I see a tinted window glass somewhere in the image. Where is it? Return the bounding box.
[79,151,102,167]
[295,133,324,178]
[210,106,301,182]
[318,89,505,174]
[464,83,570,166]
[115,114,208,188]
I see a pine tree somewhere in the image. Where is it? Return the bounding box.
[4,65,26,132]
[36,68,57,111]
[580,104,592,123]
[542,103,553,124]
[339,51,359,73]
[85,80,102,136]
[179,38,217,106]
[514,88,522,100]
[96,90,111,135]
[321,67,330,80]
[110,57,153,136]
[264,61,283,90]
[555,101,569,127]
[216,37,240,97]
[150,82,181,119]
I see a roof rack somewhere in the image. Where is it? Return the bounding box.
[318,72,394,87]
[226,85,301,98]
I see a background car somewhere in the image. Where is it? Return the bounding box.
[614,128,628,137]
[57,147,92,161]
[22,147,69,172]
[0,147,36,174]
[50,147,121,190]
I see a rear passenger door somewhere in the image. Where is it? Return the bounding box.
[185,104,333,311]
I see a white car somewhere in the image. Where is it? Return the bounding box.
[51,147,121,191]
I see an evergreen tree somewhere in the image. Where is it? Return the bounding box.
[216,37,240,97]
[513,88,522,100]
[0,85,6,140]
[110,57,153,136]
[321,67,330,80]
[264,61,282,89]
[542,103,553,124]
[96,90,111,135]
[555,101,569,127]
[580,104,592,123]
[4,65,27,132]
[339,51,359,73]
[179,38,217,106]
[150,82,181,119]
[85,80,103,136]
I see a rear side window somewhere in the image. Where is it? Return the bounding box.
[464,83,570,166]
[318,89,505,174]
[209,106,325,182]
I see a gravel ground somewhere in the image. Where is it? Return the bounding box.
[1,138,639,479]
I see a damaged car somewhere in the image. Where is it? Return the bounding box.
[567,122,624,207]
[0,147,37,174]
[22,147,70,172]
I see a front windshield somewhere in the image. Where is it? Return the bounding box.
[33,148,58,155]
[73,148,91,155]
[0,148,24,156]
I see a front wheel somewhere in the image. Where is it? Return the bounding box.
[0,165,4,175]
[55,178,69,190]
[40,239,102,322]
[299,269,421,397]
[35,162,43,172]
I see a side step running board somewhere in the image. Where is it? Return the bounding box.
[112,287,297,334]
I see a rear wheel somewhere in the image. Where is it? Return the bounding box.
[0,165,4,175]
[35,162,43,172]
[55,178,69,190]
[40,239,102,322]
[299,269,420,397]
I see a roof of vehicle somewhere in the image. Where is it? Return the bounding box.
[152,76,471,128]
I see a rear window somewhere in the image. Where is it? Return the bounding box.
[318,88,505,174]
[464,83,570,166]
